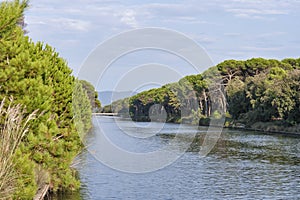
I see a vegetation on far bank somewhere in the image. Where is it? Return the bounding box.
[0,0,100,199]
[104,57,300,133]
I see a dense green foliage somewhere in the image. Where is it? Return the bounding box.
[0,1,96,198]
[108,58,300,130]
[73,80,93,138]
[219,58,300,126]
[79,80,101,112]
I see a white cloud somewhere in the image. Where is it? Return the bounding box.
[226,8,288,19]
[20,0,300,71]
[222,0,300,19]
[138,3,197,15]
[25,0,299,33]
[227,8,287,15]
[51,18,91,32]
[187,33,217,44]
[162,16,208,24]
[224,33,242,37]
[27,16,91,32]
[119,9,138,28]
[242,46,283,51]
[256,32,287,38]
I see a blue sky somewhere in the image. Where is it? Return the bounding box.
[13,0,300,90]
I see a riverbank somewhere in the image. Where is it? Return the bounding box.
[242,122,300,137]
[177,116,300,137]
[34,184,50,200]
[121,115,300,137]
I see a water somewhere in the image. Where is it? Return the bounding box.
[58,116,300,199]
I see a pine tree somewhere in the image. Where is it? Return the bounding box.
[0,0,94,197]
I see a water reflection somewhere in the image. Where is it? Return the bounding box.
[46,191,82,200]
[56,117,300,199]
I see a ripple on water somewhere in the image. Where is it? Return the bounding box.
[66,117,300,200]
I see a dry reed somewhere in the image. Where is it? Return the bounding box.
[0,97,38,199]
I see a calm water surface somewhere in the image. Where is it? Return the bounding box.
[53,116,300,199]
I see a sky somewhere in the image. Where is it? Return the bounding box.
[9,0,300,90]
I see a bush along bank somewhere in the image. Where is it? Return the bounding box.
[0,1,98,198]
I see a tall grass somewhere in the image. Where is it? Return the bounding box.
[0,97,37,199]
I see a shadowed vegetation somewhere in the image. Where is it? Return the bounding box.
[106,57,300,132]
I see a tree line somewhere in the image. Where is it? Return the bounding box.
[104,57,300,131]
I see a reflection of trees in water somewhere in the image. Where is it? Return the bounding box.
[156,131,300,166]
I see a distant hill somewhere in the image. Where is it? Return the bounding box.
[98,91,137,106]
